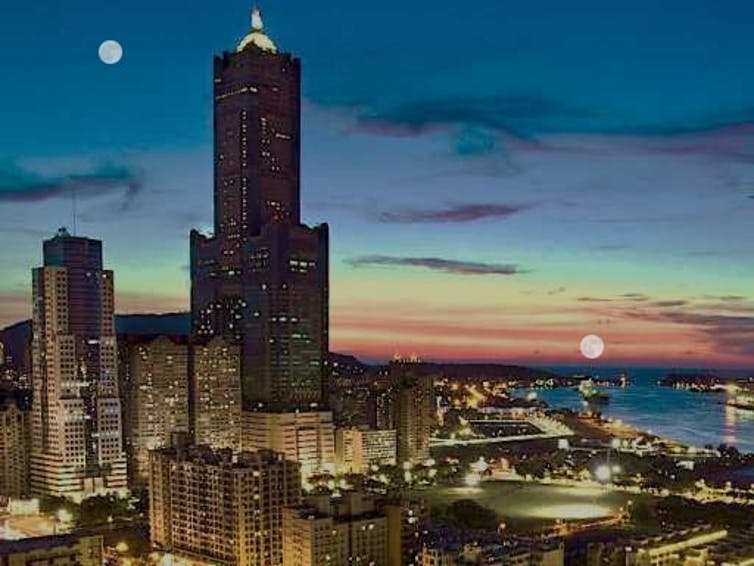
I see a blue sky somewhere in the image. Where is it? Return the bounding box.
[1,0,753,365]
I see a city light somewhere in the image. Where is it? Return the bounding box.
[464,472,482,487]
[56,508,72,525]
[594,465,612,483]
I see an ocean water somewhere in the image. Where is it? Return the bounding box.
[515,367,754,453]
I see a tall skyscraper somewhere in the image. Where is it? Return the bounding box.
[190,7,329,412]
[149,441,301,566]
[30,228,127,498]
[118,335,190,485]
[390,362,435,465]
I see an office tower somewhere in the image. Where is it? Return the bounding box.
[390,362,435,464]
[335,427,396,474]
[118,335,189,485]
[0,389,30,498]
[242,411,334,478]
[149,442,301,566]
[0,533,103,565]
[190,336,242,451]
[283,492,389,566]
[30,229,127,498]
[190,7,329,412]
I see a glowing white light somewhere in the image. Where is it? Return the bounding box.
[527,503,612,520]
[611,438,622,449]
[464,472,481,487]
[56,508,72,524]
[98,40,123,65]
[594,464,612,482]
[470,457,489,473]
[580,334,605,359]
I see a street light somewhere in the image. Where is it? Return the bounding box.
[594,465,612,483]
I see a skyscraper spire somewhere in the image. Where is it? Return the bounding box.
[251,5,264,31]
[238,4,277,53]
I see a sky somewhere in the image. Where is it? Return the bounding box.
[1,0,753,367]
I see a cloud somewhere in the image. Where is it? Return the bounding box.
[703,295,747,303]
[375,203,530,224]
[621,293,651,302]
[350,94,582,144]
[577,297,612,303]
[0,162,143,210]
[616,301,754,357]
[345,255,528,276]
[651,300,689,308]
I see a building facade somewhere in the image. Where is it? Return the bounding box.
[282,492,388,566]
[149,443,301,566]
[30,229,127,498]
[390,363,435,464]
[118,335,190,485]
[0,394,29,499]
[190,7,329,413]
[242,410,334,477]
[335,427,396,474]
[190,336,242,451]
[0,533,103,566]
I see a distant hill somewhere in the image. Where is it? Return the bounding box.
[3,313,561,383]
[382,361,563,382]
[115,312,191,335]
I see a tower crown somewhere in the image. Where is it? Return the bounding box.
[237,6,278,53]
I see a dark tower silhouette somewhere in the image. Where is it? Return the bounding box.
[190,8,329,412]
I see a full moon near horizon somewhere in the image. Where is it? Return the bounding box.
[98,40,123,64]
[580,334,605,360]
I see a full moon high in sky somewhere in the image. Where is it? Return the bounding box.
[1,0,753,367]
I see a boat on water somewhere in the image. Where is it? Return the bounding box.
[615,372,631,387]
[578,379,611,404]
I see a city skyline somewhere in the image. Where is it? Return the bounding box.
[2,1,754,367]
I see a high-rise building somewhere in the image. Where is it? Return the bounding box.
[190,7,328,412]
[282,492,389,566]
[335,427,396,474]
[149,441,301,566]
[190,336,242,451]
[0,389,30,499]
[390,362,435,465]
[118,335,190,485]
[30,229,127,498]
[0,533,103,565]
[385,498,429,566]
[242,411,334,478]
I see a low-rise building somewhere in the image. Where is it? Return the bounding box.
[0,533,103,566]
[243,410,335,478]
[283,491,388,565]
